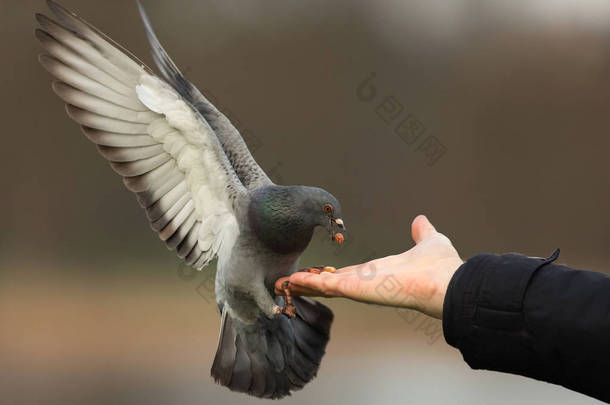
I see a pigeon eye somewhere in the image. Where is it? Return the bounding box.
[323,205,332,214]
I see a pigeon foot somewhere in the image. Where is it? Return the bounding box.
[275,280,297,318]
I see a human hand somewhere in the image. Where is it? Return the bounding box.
[274,215,463,319]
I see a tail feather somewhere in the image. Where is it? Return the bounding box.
[211,310,236,387]
[248,349,267,397]
[230,335,252,393]
[211,297,333,399]
[292,316,328,363]
[265,331,285,371]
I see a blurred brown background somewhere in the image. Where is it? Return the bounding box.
[1,0,609,404]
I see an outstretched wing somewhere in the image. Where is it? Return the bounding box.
[35,0,247,270]
[137,3,273,190]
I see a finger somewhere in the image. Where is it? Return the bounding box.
[288,271,341,297]
[274,276,328,297]
[411,214,437,244]
[335,263,361,274]
[335,260,379,278]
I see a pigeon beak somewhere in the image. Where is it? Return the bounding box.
[334,218,345,230]
[328,219,346,244]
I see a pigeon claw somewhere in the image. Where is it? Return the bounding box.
[282,303,297,318]
[276,280,297,318]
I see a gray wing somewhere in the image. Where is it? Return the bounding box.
[36,0,247,270]
[137,2,273,191]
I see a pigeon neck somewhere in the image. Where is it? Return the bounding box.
[248,186,317,255]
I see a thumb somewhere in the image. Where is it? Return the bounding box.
[411,214,437,244]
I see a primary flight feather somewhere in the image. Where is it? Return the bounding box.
[35,0,346,399]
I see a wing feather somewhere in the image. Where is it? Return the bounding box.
[185,245,204,266]
[96,144,166,163]
[83,127,157,147]
[122,160,176,192]
[167,212,199,250]
[110,153,172,177]
[36,1,246,270]
[52,82,157,124]
[137,3,273,190]
[151,193,190,231]
[39,54,142,110]
[136,177,185,208]
[177,222,201,258]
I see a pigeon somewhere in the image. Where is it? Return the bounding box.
[35,1,346,399]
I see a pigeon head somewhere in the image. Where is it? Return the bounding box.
[248,185,345,254]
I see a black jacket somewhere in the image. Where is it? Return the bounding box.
[443,249,610,403]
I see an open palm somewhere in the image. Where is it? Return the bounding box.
[275,215,463,319]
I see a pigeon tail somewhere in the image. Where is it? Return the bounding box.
[211,297,333,399]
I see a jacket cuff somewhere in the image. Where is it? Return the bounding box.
[442,250,559,366]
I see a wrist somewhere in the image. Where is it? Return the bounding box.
[418,257,463,319]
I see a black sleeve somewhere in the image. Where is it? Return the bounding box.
[443,249,610,403]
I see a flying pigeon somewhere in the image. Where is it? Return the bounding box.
[35,1,346,399]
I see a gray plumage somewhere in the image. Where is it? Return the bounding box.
[137,1,271,192]
[36,1,345,399]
